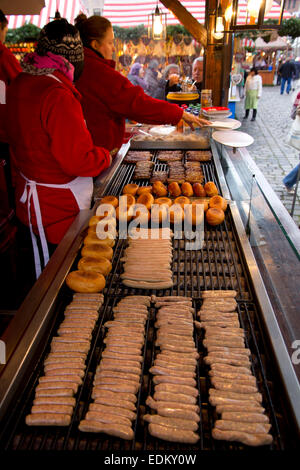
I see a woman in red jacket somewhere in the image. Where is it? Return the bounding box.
[0,10,22,204]
[0,10,22,91]
[5,19,111,278]
[75,14,209,153]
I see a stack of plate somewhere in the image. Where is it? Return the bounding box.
[202,106,232,120]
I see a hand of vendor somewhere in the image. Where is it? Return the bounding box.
[182,111,211,130]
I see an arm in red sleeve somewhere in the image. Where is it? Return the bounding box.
[42,87,111,178]
[97,68,183,125]
[0,47,22,85]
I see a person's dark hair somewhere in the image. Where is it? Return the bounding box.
[0,9,8,29]
[75,14,112,47]
[251,67,258,75]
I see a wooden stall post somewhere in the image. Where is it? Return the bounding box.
[205,0,233,106]
[160,0,233,107]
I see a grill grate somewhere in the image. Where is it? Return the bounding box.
[0,149,297,450]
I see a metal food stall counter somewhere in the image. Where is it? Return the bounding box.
[0,139,299,451]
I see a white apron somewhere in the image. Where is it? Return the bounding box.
[20,173,93,279]
[19,73,93,279]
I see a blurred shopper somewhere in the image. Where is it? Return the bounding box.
[279,56,296,95]
[283,162,300,192]
[192,57,204,93]
[144,59,162,97]
[150,63,182,100]
[4,19,111,278]
[283,91,300,192]
[75,15,210,153]
[243,67,262,121]
[127,62,148,92]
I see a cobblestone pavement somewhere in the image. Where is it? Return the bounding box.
[235,83,300,227]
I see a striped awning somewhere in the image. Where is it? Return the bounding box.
[6,0,291,30]
[102,0,291,27]
[241,37,255,48]
[6,0,87,29]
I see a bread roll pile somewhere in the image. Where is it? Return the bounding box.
[121,228,174,290]
[196,290,273,447]
[26,293,104,426]
[79,295,151,440]
[146,296,200,444]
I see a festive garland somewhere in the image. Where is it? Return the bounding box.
[6,23,41,43]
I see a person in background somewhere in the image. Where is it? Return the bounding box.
[283,91,300,192]
[4,19,111,279]
[276,58,283,86]
[192,57,204,93]
[279,56,296,95]
[144,59,162,98]
[127,62,148,93]
[161,63,182,98]
[283,162,300,193]
[74,15,210,154]
[149,63,182,100]
[243,67,262,122]
[253,53,266,70]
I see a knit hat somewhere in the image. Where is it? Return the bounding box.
[36,18,84,66]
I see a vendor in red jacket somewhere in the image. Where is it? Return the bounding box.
[74,14,209,153]
[5,19,111,278]
[0,9,22,90]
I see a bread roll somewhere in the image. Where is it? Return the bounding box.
[128,204,150,223]
[78,256,112,276]
[137,192,154,210]
[94,201,116,219]
[168,182,181,197]
[116,206,132,222]
[174,196,191,208]
[193,183,206,197]
[123,184,139,196]
[99,195,119,208]
[152,181,168,197]
[136,186,152,195]
[192,199,209,212]
[206,208,225,226]
[181,182,194,197]
[81,243,114,260]
[204,182,218,197]
[119,194,135,208]
[185,203,204,226]
[66,270,105,293]
[209,195,227,211]
[155,197,172,207]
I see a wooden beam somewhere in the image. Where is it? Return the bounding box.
[204,0,233,106]
[159,0,207,46]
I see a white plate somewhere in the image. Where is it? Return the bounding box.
[212,130,254,148]
[208,119,241,130]
[149,125,176,136]
[203,111,232,120]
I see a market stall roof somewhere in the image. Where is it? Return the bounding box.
[101,0,291,27]
[5,0,292,30]
[6,0,87,29]
[1,0,45,15]
[255,36,289,50]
